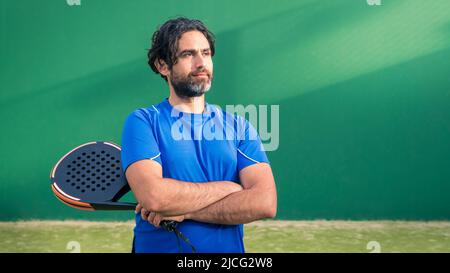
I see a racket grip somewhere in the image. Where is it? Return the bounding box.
[161,220,177,232]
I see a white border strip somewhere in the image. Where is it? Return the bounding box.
[104,141,121,150]
[53,183,81,201]
[151,105,159,113]
[237,149,260,164]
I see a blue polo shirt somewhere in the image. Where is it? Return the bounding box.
[121,98,269,253]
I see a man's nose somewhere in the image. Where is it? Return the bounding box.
[193,53,206,69]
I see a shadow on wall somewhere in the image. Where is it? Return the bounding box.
[270,46,450,220]
[212,0,366,105]
[213,0,450,105]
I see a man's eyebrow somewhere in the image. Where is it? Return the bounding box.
[178,48,211,55]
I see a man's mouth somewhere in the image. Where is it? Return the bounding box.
[192,73,208,78]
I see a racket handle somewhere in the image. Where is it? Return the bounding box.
[161,220,177,232]
[91,201,137,210]
[91,201,177,231]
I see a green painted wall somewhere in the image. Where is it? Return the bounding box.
[1,0,449,220]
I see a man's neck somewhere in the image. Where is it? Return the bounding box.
[168,90,206,114]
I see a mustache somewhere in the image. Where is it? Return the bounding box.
[190,69,212,78]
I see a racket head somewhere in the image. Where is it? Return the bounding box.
[50,141,177,232]
[50,141,132,209]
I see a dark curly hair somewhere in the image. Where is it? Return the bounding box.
[147,17,216,82]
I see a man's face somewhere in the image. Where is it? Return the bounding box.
[168,31,214,98]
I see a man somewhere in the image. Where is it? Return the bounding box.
[121,17,277,253]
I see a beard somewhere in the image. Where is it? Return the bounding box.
[169,69,213,98]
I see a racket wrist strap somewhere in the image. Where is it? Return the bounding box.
[173,227,197,253]
[162,221,196,253]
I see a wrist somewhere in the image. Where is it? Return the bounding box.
[184,212,193,220]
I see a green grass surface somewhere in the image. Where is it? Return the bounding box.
[1,220,449,253]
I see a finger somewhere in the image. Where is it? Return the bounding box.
[135,203,143,214]
[141,208,150,220]
[148,212,156,224]
[153,213,161,228]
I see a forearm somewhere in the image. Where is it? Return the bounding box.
[127,160,243,216]
[185,186,276,225]
[146,179,242,216]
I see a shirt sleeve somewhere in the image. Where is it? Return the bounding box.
[236,117,270,172]
[121,109,161,173]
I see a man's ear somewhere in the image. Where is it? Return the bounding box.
[154,59,170,78]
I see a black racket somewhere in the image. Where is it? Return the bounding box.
[50,141,177,228]
[50,141,196,252]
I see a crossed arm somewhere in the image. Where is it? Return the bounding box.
[126,159,277,226]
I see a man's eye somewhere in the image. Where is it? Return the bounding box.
[183,52,192,57]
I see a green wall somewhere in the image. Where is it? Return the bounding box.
[1,0,449,220]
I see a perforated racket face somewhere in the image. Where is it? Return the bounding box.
[50,142,128,203]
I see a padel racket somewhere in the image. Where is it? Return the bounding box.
[50,141,176,227]
[50,141,196,252]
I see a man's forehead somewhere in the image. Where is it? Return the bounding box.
[177,31,210,51]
